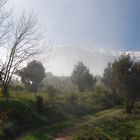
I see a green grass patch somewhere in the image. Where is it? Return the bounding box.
[18,108,140,140]
[21,122,74,140]
[72,109,140,140]
[20,108,124,140]
[131,120,140,139]
[0,95,66,139]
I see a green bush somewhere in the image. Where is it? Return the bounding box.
[0,97,64,139]
[72,124,112,140]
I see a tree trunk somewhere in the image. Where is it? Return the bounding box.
[126,99,135,114]
[34,85,37,97]
[34,90,37,97]
[2,85,9,97]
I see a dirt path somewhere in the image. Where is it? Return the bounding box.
[54,123,83,140]
[17,109,123,140]
[54,109,123,140]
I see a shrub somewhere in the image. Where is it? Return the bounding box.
[0,109,14,139]
[72,124,112,140]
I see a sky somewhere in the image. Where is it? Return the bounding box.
[4,0,140,76]
[8,0,140,51]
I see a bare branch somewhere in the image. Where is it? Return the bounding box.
[0,13,50,96]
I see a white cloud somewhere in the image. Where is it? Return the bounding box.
[1,45,140,76]
[45,45,140,76]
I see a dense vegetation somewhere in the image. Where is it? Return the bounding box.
[0,82,119,139]
[0,54,140,139]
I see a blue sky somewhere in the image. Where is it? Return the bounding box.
[9,0,140,51]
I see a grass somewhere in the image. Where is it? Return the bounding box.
[0,97,48,133]
[131,120,140,138]
[20,108,124,140]
[21,122,74,140]
[72,109,140,140]
[1,91,140,140]
[2,101,138,140]
[0,93,66,139]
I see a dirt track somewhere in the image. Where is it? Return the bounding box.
[17,109,122,140]
[54,109,123,140]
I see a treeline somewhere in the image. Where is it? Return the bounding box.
[5,53,138,118]
[103,54,140,113]
[9,54,140,115]
[9,60,119,116]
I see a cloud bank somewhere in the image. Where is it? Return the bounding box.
[0,45,140,76]
[45,45,140,76]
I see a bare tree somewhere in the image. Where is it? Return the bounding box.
[0,0,12,85]
[0,0,11,46]
[1,14,48,96]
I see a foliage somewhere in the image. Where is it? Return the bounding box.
[0,109,11,138]
[18,60,46,95]
[10,80,25,93]
[43,72,76,92]
[93,83,122,109]
[72,124,111,140]
[48,84,120,117]
[102,63,115,91]
[71,62,96,92]
[0,14,46,96]
[112,54,140,113]
[0,96,65,139]
[46,85,57,99]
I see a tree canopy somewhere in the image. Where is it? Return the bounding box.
[18,60,45,95]
[71,62,96,92]
[112,54,140,113]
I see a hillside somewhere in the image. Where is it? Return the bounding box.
[20,107,140,140]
